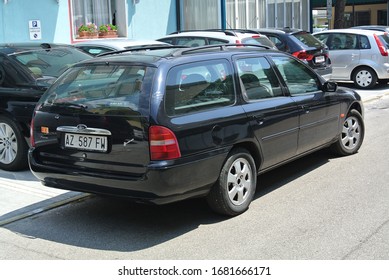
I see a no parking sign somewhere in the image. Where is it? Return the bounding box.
[29,20,42,40]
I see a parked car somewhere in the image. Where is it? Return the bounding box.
[313,28,389,89]
[250,28,332,80]
[156,29,277,49]
[350,25,389,33]
[0,43,93,171]
[73,38,169,56]
[29,44,364,216]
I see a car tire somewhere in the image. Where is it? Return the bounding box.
[331,109,364,156]
[0,116,29,171]
[352,67,377,89]
[206,148,257,216]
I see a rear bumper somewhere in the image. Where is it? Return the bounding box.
[28,148,228,205]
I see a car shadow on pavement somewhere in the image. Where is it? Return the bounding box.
[255,149,331,199]
[2,150,331,253]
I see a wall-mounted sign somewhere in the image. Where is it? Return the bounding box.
[29,20,42,40]
[327,0,332,19]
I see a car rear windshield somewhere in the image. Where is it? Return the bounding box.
[378,33,389,48]
[41,64,153,114]
[241,36,275,48]
[292,32,323,48]
[10,47,91,78]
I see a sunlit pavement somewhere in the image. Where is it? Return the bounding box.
[0,169,88,226]
[0,83,388,226]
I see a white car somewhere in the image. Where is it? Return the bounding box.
[157,29,277,49]
[73,39,169,56]
[313,28,389,89]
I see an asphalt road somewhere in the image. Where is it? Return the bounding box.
[0,86,388,260]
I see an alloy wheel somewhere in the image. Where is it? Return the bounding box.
[0,123,18,164]
[341,116,361,151]
[227,157,253,206]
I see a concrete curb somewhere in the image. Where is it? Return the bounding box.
[0,192,90,227]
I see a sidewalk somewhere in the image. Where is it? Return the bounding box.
[0,169,88,226]
[349,82,389,102]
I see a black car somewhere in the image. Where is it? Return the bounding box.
[251,28,332,80]
[29,44,364,216]
[0,43,92,170]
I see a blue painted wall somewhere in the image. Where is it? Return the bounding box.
[128,0,177,39]
[0,0,69,43]
[0,0,177,44]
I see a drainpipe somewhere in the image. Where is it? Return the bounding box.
[176,0,181,31]
[221,0,226,29]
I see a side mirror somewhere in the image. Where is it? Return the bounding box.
[322,81,337,92]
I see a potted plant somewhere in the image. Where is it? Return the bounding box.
[78,22,98,39]
[98,24,118,38]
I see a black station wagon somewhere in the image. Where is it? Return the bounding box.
[29,45,364,216]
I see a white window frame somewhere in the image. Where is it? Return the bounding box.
[70,0,127,40]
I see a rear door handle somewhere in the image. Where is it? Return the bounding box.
[251,114,265,125]
[301,105,310,114]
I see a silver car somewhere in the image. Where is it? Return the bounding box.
[157,29,277,49]
[313,28,389,89]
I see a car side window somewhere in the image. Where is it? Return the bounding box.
[175,37,207,47]
[77,46,113,56]
[359,35,370,49]
[236,57,283,101]
[267,35,285,51]
[165,60,234,116]
[0,56,26,87]
[0,56,5,86]
[272,56,320,96]
[208,38,229,45]
[158,38,173,45]
[329,35,343,50]
[344,34,357,49]
[327,34,357,50]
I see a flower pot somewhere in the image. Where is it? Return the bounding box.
[89,32,99,39]
[78,31,99,39]
[78,31,89,39]
[99,30,118,38]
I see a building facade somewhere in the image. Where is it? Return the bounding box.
[0,0,315,44]
[0,0,387,44]
[313,0,388,29]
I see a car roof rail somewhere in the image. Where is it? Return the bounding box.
[96,45,186,57]
[223,29,260,35]
[172,43,270,56]
[169,29,238,36]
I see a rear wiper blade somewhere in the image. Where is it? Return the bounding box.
[52,102,88,110]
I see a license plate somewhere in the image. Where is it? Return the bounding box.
[315,56,325,63]
[64,133,108,152]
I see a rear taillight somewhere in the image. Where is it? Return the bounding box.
[149,125,181,160]
[292,50,314,61]
[374,34,388,56]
